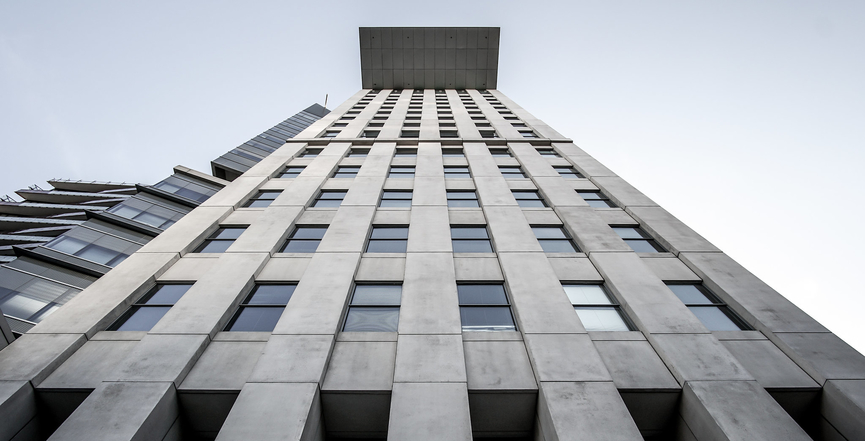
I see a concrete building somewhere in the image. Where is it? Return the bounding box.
[1,26,864,441]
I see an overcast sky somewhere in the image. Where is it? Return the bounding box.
[1,1,863,353]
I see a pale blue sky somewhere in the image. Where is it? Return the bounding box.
[1,1,864,352]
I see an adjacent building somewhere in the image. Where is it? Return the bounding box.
[0,27,863,441]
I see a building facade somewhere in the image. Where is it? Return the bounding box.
[1,27,864,441]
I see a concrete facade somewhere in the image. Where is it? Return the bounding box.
[1,27,864,441]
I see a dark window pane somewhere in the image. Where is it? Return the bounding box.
[246,199,274,208]
[282,240,320,253]
[382,191,412,200]
[453,240,493,253]
[292,227,328,239]
[689,306,743,331]
[367,240,408,253]
[457,285,507,304]
[227,307,285,332]
[447,192,477,200]
[574,307,630,331]
[353,285,402,305]
[380,199,412,208]
[213,228,246,240]
[144,285,192,305]
[577,191,603,200]
[586,199,615,208]
[344,307,400,332]
[448,199,479,208]
[318,192,347,199]
[668,285,714,304]
[246,285,295,305]
[532,227,567,239]
[78,246,121,265]
[563,285,611,305]
[539,240,578,253]
[613,227,644,239]
[460,306,515,331]
[450,227,488,239]
[313,199,342,208]
[625,240,663,253]
[197,240,233,253]
[113,306,171,331]
[370,228,409,239]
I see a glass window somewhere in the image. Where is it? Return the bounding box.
[444,166,471,178]
[333,166,361,178]
[554,166,583,179]
[667,284,750,331]
[612,227,665,253]
[243,190,282,208]
[513,191,546,208]
[0,267,81,323]
[343,284,401,332]
[479,130,498,138]
[451,226,493,253]
[536,148,560,157]
[489,148,512,157]
[520,131,538,138]
[109,284,192,331]
[362,130,380,138]
[564,284,632,332]
[224,284,295,332]
[380,190,412,208]
[313,191,347,208]
[447,191,479,208]
[399,130,419,138]
[153,175,219,203]
[278,166,305,178]
[322,131,339,138]
[533,226,579,253]
[442,148,464,157]
[46,226,144,266]
[280,226,327,253]
[366,226,409,253]
[499,166,526,179]
[440,130,459,138]
[577,191,616,208]
[458,284,516,331]
[394,148,418,157]
[348,149,370,157]
[194,227,246,253]
[299,148,323,158]
[389,166,415,178]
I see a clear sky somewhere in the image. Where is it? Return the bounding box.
[1,1,863,352]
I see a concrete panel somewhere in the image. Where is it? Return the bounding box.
[534,177,589,207]
[39,340,138,390]
[341,177,386,206]
[157,255,219,281]
[399,253,462,334]
[387,382,472,441]
[373,209,412,225]
[413,176,447,206]
[136,207,232,255]
[228,206,303,253]
[151,253,268,336]
[640,257,700,282]
[179,341,266,391]
[485,206,544,253]
[416,151,444,177]
[593,340,680,389]
[679,252,828,333]
[256,256,311,281]
[0,333,85,385]
[273,253,360,335]
[199,176,266,208]
[547,257,603,281]
[774,332,865,383]
[592,176,657,207]
[394,334,467,383]
[537,381,643,441]
[448,208,487,225]
[524,334,611,382]
[111,334,208,386]
[407,206,452,252]
[0,381,36,441]
[499,253,585,334]
[215,383,319,441]
[248,335,334,384]
[510,143,558,178]
[651,334,753,383]
[822,380,865,441]
[296,209,337,225]
[356,256,406,281]
[720,340,819,389]
[521,209,565,226]
[356,153,392,178]
[465,147,503,178]
[556,206,632,253]
[453,257,503,281]
[322,341,397,391]
[464,340,537,390]
[475,177,519,206]
[317,206,376,253]
[681,381,811,441]
[627,206,720,254]
[49,381,177,441]
[29,252,179,337]
[270,177,324,207]
[591,252,707,334]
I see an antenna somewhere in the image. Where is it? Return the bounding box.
[324,94,328,109]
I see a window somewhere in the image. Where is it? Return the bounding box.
[343,284,401,332]
[479,130,498,138]
[362,130,380,138]
[533,226,579,253]
[440,130,459,138]
[299,148,322,158]
[333,166,360,178]
[458,284,516,331]
[444,166,471,178]
[442,148,464,157]
[348,149,370,157]
[399,130,419,138]
[280,226,327,253]
[367,226,409,253]
[513,191,546,208]
[194,227,246,253]
[225,284,295,332]
[394,148,418,157]
[388,166,415,178]
[45,227,143,267]
[447,191,479,208]
[489,148,511,157]
[313,191,347,208]
[380,190,412,208]
[108,284,192,331]
[554,166,584,178]
[475,122,492,127]
[613,227,665,253]
[564,284,632,332]
[536,148,560,157]
[322,131,339,138]
[499,166,526,179]
[278,166,305,178]
[577,191,616,208]
[243,190,282,208]
[451,226,493,253]
[667,284,751,331]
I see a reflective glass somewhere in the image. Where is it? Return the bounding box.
[448,199,479,208]
[77,245,122,265]
[48,236,88,255]
[344,307,400,332]
[586,200,615,208]
[380,199,412,208]
[226,307,285,332]
[292,227,327,239]
[457,285,507,304]
[282,240,320,253]
[145,285,192,305]
[444,167,471,178]
[460,306,515,331]
[575,307,630,331]
[279,167,305,178]
[450,227,488,239]
[577,191,603,200]
[0,294,48,320]
[113,306,171,331]
[625,240,663,253]
[447,192,477,199]
[667,285,714,304]
[334,167,360,178]
[389,167,415,178]
[613,227,644,239]
[689,306,742,331]
[197,240,233,253]
[313,199,343,208]
[532,227,567,239]
[352,285,402,305]
[516,199,546,208]
[539,240,578,253]
[453,240,493,253]
[246,199,273,208]
[213,228,246,240]
[370,227,408,239]
[246,285,295,305]
[563,285,611,305]
[366,240,407,253]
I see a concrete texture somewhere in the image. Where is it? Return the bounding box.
[387,382,472,441]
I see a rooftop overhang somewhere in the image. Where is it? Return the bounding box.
[359,27,500,90]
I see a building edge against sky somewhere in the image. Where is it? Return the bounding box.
[0,27,864,441]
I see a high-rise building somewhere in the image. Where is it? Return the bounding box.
[1,27,863,441]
